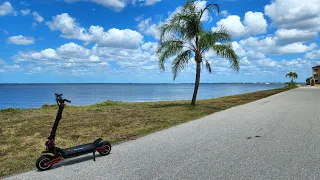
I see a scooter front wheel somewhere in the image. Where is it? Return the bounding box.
[98,141,111,156]
[36,155,54,171]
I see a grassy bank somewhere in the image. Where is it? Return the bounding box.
[1,87,290,177]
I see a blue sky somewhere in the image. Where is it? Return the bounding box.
[0,0,319,83]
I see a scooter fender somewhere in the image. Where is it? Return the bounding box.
[41,151,55,157]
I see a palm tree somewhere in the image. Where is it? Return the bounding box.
[285,72,298,82]
[157,0,239,105]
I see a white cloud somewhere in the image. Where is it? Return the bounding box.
[64,0,126,11]
[0,1,14,16]
[47,13,144,49]
[231,41,246,57]
[12,41,160,75]
[32,11,44,23]
[264,0,320,32]
[239,36,316,55]
[305,49,320,60]
[137,1,216,39]
[141,0,162,6]
[92,0,126,11]
[7,35,35,45]
[92,27,143,49]
[256,58,279,68]
[279,43,317,54]
[4,64,21,71]
[57,42,90,57]
[20,10,44,27]
[233,42,320,79]
[5,64,20,69]
[21,9,30,16]
[279,58,311,69]
[194,1,212,22]
[137,17,160,39]
[20,1,30,6]
[141,64,157,70]
[237,54,314,78]
[275,29,318,45]
[91,43,157,67]
[243,11,268,35]
[0,58,6,65]
[246,51,266,60]
[0,28,8,35]
[168,1,214,22]
[141,42,158,52]
[89,55,100,62]
[41,49,58,59]
[213,15,246,37]
[46,13,90,40]
[239,37,277,54]
[212,11,267,38]
[14,48,58,61]
[15,47,73,63]
[221,10,229,17]
[239,57,253,66]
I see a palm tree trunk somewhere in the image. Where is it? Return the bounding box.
[191,62,201,106]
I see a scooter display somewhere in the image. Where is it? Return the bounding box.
[36,93,111,171]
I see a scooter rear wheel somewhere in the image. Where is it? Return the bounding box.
[36,155,54,171]
[98,141,111,156]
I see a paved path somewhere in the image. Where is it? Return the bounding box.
[5,87,320,180]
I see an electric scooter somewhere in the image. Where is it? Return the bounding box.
[36,93,111,171]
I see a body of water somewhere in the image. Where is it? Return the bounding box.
[0,83,284,109]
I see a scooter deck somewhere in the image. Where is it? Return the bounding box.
[61,143,96,157]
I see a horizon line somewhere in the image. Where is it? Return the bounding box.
[0,82,294,84]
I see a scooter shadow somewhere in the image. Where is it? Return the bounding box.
[50,153,108,169]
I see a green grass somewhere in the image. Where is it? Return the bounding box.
[0,87,291,177]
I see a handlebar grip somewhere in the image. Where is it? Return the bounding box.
[65,99,71,103]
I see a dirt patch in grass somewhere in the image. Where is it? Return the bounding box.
[0,87,290,177]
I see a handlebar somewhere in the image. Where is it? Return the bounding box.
[55,93,71,105]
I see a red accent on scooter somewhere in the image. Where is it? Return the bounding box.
[45,157,62,166]
[96,147,106,153]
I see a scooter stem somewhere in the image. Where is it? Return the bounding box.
[48,104,65,141]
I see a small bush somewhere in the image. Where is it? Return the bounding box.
[93,100,121,107]
[41,104,56,108]
[0,108,21,112]
[285,81,298,89]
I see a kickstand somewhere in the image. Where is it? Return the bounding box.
[93,150,96,161]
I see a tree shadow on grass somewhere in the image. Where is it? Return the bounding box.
[149,103,190,108]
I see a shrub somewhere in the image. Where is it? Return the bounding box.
[285,81,298,89]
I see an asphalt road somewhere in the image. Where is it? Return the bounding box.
[5,87,320,180]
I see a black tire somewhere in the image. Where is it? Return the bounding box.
[36,155,54,171]
[98,141,111,156]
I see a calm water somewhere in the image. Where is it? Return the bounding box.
[0,83,284,109]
